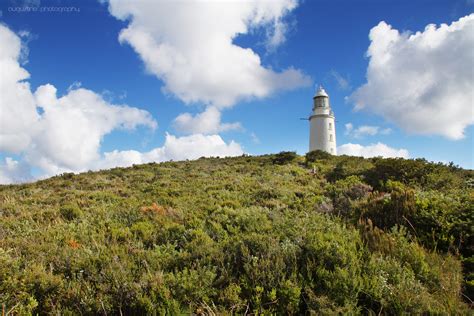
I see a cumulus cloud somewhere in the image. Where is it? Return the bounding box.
[105,0,310,108]
[351,125,380,138]
[98,133,243,170]
[351,14,474,140]
[338,142,409,158]
[0,23,159,181]
[344,123,392,138]
[0,157,31,184]
[173,107,241,135]
[0,24,246,183]
[0,24,38,153]
[29,84,157,175]
[265,16,294,52]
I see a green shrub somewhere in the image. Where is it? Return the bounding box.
[305,149,332,163]
[59,204,83,221]
[356,182,416,230]
[272,151,298,165]
[0,154,469,313]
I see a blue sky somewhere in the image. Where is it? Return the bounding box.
[0,0,472,183]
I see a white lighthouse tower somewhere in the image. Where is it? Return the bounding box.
[309,86,337,154]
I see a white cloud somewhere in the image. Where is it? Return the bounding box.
[250,132,261,144]
[351,14,474,140]
[330,70,351,90]
[380,128,392,135]
[29,84,157,175]
[353,126,379,138]
[265,17,293,52]
[173,107,241,135]
[67,81,82,91]
[0,24,158,181]
[338,142,409,158]
[0,24,38,153]
[344,123,392,138]
[344,123,353,134]
[105,0,310,108]
[0,24,246,183]
[98,133,243,170]
[0,157,31,184]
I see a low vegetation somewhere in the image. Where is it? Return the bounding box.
[0,152,472,314]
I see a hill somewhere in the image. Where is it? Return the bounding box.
[0,152,472,314]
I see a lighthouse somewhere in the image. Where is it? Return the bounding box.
[309,86,337,154]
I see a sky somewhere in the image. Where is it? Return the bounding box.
[0,0,473,184]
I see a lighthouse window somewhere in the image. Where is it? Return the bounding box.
[328,123,332,130]
[329,134,333,141]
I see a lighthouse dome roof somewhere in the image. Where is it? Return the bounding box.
[314,85,328,98]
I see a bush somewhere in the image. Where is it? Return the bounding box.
[356,182,416,230]
[272,151,298,165]
[327,176,372,216]
[305,150,332,163]
[0,153,469,313]
[59,204,83,221]
[364,157,468,191]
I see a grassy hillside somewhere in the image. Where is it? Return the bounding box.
[0,152,472,314]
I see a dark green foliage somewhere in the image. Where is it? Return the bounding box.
[357,181,417,231]
[0,153,471,314]
[365,157,467,190]
[327,158,373,182]
[327,176,372,216]
[272,151,298,165]
[305,149,333,163]
[59,204,83,221]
